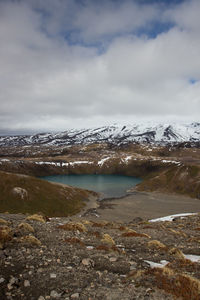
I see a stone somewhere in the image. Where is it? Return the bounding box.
[50,273,57,279]
[38,297,45,300]
[50,290,61,298]
[0,277,5,283]
[82,258,91,266]
[24,280,30,287]
[71,293,79,299]
[109,257,117,262]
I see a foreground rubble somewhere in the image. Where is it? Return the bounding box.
[1,213,200,299]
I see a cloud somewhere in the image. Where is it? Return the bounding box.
[0,0,199,134]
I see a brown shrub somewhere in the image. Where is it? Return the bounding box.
[148,267,200,300]
[147,240,167,250]
[19,235,41,246]
[122,230,150,238]
[18,222,34,233]
[168,247,185,260]
[0,218,9,225]
[58,222,87,232]
[101,233,115,245]
[88,231,101,238]
[0,226,12,247]
[65,237,85,246]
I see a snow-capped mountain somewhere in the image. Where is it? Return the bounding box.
[0,123,200,147]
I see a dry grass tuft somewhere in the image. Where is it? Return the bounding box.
[118,225,128,231]
[0,218,9,225]
[88,231,101,238]
[91,221,108,228]
[168,247,185,260]
[19,235,41,246]
[101,233,115,245]
[168,228,187,237]
[81,220,92,226]
[26,214,45,223]
[127,269,146,280]
[18,222,34,233]
[147,240,167,250]
[0,226,12,247]
[96,244,110,251]
[96,244,119,252]
[122,230,150,238]
[65,237,85,246]
[148,266,200,300]
[58,222,87,232]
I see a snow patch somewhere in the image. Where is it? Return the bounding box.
[149,213,198,222]
[98,157,110,166]
[144,260,169,268]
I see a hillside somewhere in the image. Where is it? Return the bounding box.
[0,171,97,216]
[0,123,200,147]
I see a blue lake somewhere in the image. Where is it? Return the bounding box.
[41,174,142,199]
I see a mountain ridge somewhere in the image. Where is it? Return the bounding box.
[0,122,200,147]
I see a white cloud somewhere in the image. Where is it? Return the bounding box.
[0,0,199,134]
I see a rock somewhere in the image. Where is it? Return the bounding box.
[82,258,93,266]
[50,273,57,279]
[50,290,61,298]
[38,296,45,300]
[24,280,30,287]
[109,257,117,262]
[71,293,79,299]
[12,187,28,200]
[0,277,5,283]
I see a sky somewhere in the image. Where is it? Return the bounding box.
[0,0,200,134]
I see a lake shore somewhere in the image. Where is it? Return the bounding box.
[79,191,200,222]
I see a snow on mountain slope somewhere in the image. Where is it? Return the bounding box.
[0,123,200,147]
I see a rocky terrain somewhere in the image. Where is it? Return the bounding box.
[0,123,200,147]
[1,212,200,299]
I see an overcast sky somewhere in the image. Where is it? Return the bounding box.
[0,0,200,134]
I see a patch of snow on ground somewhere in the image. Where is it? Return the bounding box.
[123,155,133,163]
[184,254,200,262]
[70,161,93,165]
[145,260,169,268]
[149,213,198,222]
[98,157,110,166]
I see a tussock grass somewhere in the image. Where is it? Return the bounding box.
[101,233,115,245]
[18,222,34,233]
[168,247,185,260]
[148,267,200,300]
[122,230,150,238]
[96,244,119,252]
[58,222,87,232]
[168,228,187,237]
[0,225,12,247]
[65,237,85,246]
[26,214,45,223]
[19,235,41,246]
[0,218,9,225]
[147,240,167,250]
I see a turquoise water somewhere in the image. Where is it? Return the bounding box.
[41,174,142,199]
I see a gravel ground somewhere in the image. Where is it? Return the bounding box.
[1,210,200,299]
